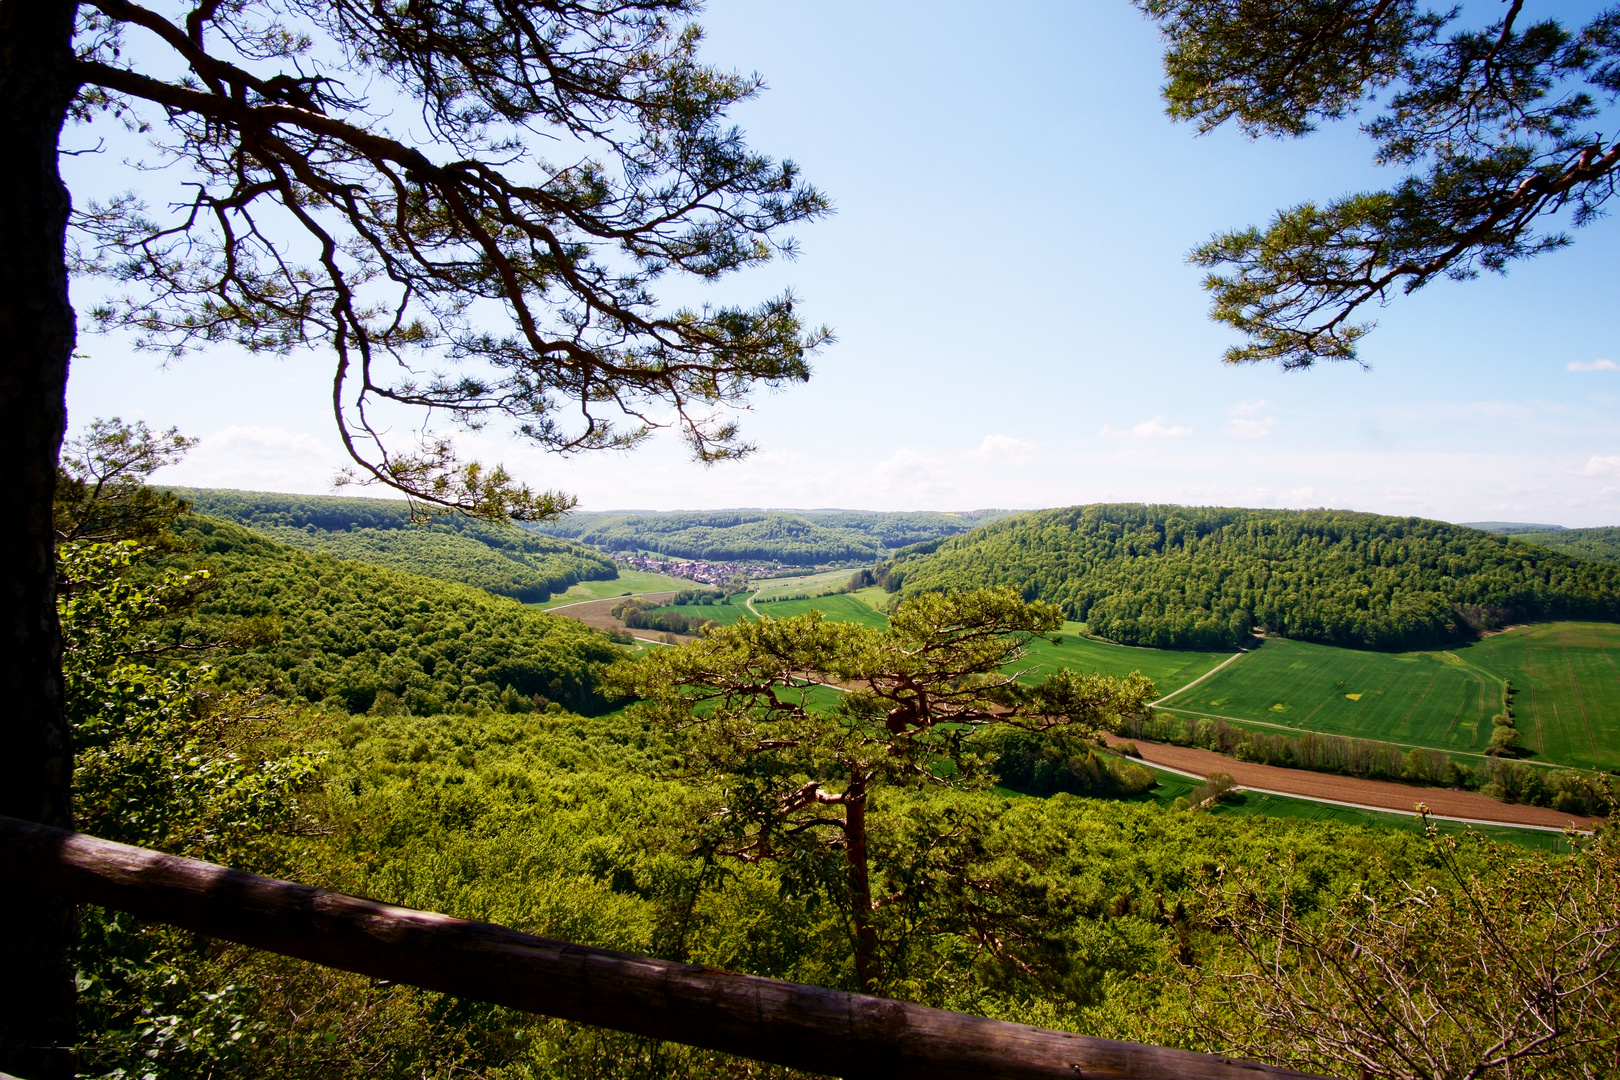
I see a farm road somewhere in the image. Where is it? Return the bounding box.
[1104,734,1602,831]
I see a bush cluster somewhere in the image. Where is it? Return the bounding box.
[610,597,717,636]
[977,728,1156,798]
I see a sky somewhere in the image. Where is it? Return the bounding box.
[66,1,1620,525]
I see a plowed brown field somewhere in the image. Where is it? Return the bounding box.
[1107,735,1602,830]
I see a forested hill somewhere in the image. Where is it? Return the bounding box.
[534,509,1011,565]
[888,504,1620,650]
[172,488,618,602]
[166,515,621,714]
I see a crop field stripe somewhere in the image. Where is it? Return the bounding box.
[1300,654,1372,726]
[1559,627,1600,760]
[1395,666,1444,738]
[1441,673,1481,743]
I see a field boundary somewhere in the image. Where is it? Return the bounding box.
[1148,651,1245,707]
[1150,702,1591,771]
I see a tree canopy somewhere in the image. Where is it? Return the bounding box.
[537,509,1012,565]
[70,0,830,515]
[1137,1,1620,368]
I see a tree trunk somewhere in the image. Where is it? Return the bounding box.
[843,771,880,993]
[0,2,80,1077]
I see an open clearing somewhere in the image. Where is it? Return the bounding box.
[535,568,691,608]
[1154,625,1620,770]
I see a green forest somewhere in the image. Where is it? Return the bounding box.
[534,509,1010,565]
[887,504,1620,650]
[175,489,619,602]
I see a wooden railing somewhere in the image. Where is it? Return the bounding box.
[0,816,1326,1080]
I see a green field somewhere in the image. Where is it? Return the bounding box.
[1154,625,1620,771]
[653,599,754,628]
[1464,623,1620,770]
[753,568,857,601]
[535,568,692,607]
[762,593,891,628]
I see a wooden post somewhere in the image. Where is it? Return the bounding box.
[0,816,1327,1080]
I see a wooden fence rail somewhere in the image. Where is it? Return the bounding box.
[0,816,1326,1080]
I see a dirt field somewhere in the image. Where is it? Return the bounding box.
[547,593,700,642]
[1106,734,1603,830]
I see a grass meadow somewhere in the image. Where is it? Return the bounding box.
[753,568,858,601]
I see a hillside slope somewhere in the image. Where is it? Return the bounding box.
[175,488,618,601]
[890,504,1620,650]
[166,515,621,714]
[535,509,1010,565]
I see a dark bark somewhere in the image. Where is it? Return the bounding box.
[0,816,1331,1080]
[843,771,880,993]
[0,3,80,1077]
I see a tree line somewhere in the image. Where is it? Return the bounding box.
[886,504,1620,650]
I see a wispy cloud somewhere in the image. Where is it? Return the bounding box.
[967,434,1038,464]
[1226,399,1275,438]
[1582,455,1620,477]
[1100,415,1192,439]
[1568,359,1619,372]
[1227,417,1276,438]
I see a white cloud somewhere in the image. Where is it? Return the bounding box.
[1568,359,1619,372]
[1582,455,1620,477]
[154,424,351,493]
[967,433,1038,464]
[1100,415,1192,439]
[1227,417,1276,438]
[1228,399,1269,416]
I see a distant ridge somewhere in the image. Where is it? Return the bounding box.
[1461,521,1568,534]
[534,509,1014,566]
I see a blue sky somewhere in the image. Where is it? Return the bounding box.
[67,1,1620,525]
